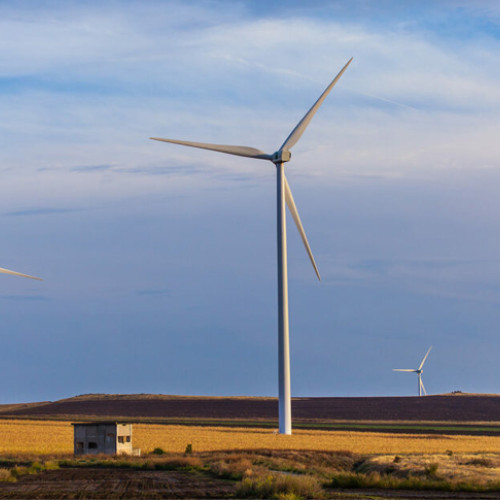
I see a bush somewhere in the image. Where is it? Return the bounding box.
[152,447,165,455]
[0,469,14,482]
[43,461,60,471]
[209,458,253,480]
[9,467,27,480]
[236,473,322,499]
[465,458,493,468]
[330,473,358,489]
[185,443,193,454]
[153,456,202,471]
[424,463,439,478]
[28,461,43,474]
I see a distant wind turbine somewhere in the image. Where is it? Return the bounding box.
[0,266,42,281]
[393,346,432,396]
[151,58,353,434]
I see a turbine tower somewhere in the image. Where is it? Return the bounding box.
[393,346,432,396]
[151,58,353,434]
[0,266,41,280]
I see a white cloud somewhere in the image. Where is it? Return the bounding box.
[0,1,498,217]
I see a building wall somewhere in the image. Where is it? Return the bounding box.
[74,423,133,455]
[116,423,133,455]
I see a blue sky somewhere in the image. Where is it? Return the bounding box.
[1,0,500,403]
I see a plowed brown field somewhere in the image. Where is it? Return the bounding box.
[2,393,499,423]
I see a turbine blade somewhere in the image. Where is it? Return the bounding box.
[150,137,272,160]
[280,58,353,152]
[420,378,427,396]
[418,346,432,370]
[284,175,320,280]
[392,369,416,372]
[0,267,42,281]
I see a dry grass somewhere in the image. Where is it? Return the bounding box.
[2,419,500,456]
[371,453,500,484]
[133,424,500,455]
[0,420,72,455]
[237,473,323,499]
[0,469,11,482]
[0,444,499,494]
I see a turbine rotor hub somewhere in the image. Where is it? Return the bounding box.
[272,150,291,164]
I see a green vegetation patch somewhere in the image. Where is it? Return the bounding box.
[237,473,323,499]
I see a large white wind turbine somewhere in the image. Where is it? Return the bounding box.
[0,266,41,280]
[151,58,353,434]
[393,346,432,397]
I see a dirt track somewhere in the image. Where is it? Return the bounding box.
[1,394,499,423]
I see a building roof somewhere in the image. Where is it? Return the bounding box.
[71,421,132,426]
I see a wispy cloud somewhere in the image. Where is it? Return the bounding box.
[323,258,500,304]
[123,163,207,177]
[3,207,79,217]
[0,294,49,301]
[70,164,113,173]
[0,1,497,198]
[135,288,170,296]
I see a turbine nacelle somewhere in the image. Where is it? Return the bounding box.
[272,150,291,164]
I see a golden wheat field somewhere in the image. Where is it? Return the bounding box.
[1,419,500,455]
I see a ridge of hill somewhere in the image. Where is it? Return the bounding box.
[0,401,51,413]
[56,393,276,402]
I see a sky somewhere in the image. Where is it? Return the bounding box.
[1,0,499,403]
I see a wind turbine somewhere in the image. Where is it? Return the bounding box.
[0,266,41,280]
[151,58,353,434]
[393,346,432,397]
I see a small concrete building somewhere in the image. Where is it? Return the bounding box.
[73,422,136,455]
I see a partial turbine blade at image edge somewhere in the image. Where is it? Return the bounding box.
[280,57,353,152]
[418,346,432,370]
[150,137,272,160]
[0,267,42,281]
[392,369,416,372]
[284,175,320,280]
